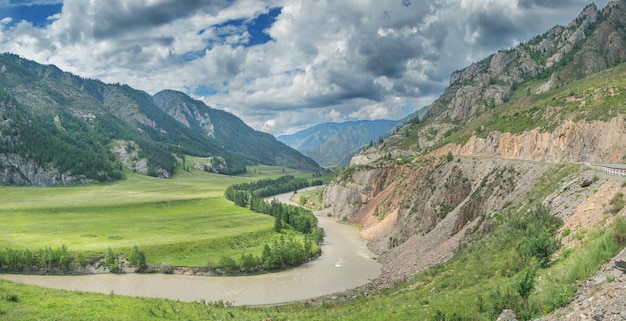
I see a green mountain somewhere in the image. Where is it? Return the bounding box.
[0,54,321,186]
[152,90,321,172]
[277,120,398,168]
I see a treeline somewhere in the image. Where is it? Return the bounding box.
[0,245,78,273]
[0,245,149,274]
[217,235,319,273]
[224,175,324,241]
[225,175,323,202]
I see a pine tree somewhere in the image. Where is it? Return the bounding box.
[274,213,283,233]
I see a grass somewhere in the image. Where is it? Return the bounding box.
[295,188,325,211]
[2,215,622,320]
[0,164,317,266]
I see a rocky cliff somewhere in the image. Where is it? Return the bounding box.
[433,116,626,164]
[0,153,93,186]
[324,155,564,281]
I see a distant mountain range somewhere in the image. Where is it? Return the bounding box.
[0,53,321,186]
[277,120,398,168]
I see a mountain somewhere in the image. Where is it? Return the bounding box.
[152,90,321,172]
[322,1,626,318]
[277,120,398,168]
[0,53,321,186]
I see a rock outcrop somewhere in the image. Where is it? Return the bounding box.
[434,116,626,164]
[0,153,93,186]
[323,155,562,282]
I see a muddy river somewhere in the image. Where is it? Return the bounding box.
[0,189,381,305]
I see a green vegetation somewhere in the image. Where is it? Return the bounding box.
[225,175,323,204]
[2,212,624,320]
[0,165,318,270]
[296,188,325,211]
[223,175,325,271]
[608,192,625,214]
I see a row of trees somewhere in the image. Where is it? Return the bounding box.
[0,245,77,272]
[0,245,149,274]
[217,236,319,273]
[222,175,325,273]
[225,176,325,242]
[225,175,323,201]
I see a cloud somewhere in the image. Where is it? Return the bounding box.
[0,0,62,7]
[0,0,613,135]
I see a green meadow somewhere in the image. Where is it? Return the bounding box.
[0,163,321,267]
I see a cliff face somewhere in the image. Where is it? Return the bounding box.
[433,116,626,164]
[0,154,93,186]
[324,154,562,281]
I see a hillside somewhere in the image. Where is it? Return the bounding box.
[277,120,397,168]
[153,90,321,172]
[0,54,321,186]
[322,1,626,319]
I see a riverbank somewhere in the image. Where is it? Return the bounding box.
[0,190,381,306]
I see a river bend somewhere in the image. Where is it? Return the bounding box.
[0,189,381,305]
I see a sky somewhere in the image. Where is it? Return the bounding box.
[0,0,613,136]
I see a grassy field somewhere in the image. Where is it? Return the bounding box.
[1,214,624,320]
[0,163,322,266]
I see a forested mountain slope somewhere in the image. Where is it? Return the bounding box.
[153,90,321,172]
[0,54,320,186]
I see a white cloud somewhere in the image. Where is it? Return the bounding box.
[0,0,612,135]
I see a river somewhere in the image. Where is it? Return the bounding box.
[0,189,381,305]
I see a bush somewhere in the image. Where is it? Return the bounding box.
[219,256,238,272]
[522,233,559,266]
[614,217,626,245]
[516,267,537,299]
[3,294,19,303]
[609,192,625,214]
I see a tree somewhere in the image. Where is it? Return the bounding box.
[105,247,118,272]
[446,151,453,162]
[136,251,147,272]
[274,213,283,233]
[516,267,537,300]
[129,246,139,266]
[240,253,258,272]
[219,255,238,272]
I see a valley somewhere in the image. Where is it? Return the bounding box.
[0,165,322,269]
[2,1,626,320]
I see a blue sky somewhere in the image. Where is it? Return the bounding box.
[0,0,612,135]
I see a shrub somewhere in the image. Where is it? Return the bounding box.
[608,192,625,214]
[516,267,537,299]
[522,233,559,266]
[3,294,19,303]
[613,217,626,245]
